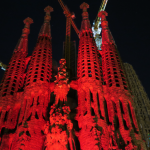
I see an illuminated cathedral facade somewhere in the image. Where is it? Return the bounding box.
[0,3,147,150]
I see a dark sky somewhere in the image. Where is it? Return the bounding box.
[0,0,149,98]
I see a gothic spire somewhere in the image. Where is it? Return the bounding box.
[99,11,128,91]
[38,6,53,37]
[0,18,33,137]
[25,6,53,87]
[98,11,115,45]
[80,2,92,33]
[13,6,54,150]
[77,2,102,86]
[14,17,33,53]
[75,3,105,150]
[0,17,33,97]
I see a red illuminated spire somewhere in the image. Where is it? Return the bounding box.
[25,6,53,87]
[77,2,102,86]
[75,3,108,150]
[39,5,53,37]
[99,11,145,149]
[0,17,33,149]
[0,17,33,97]
[79,2,91,33]
[10,6,54,150]
[99,11,128,91]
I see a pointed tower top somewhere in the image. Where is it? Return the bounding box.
[99,11,115,44]
[23,17,34,25]
[80,2,89,11]
[80,2,89,20]
[44,5,53,13]
[38,6,53,37]
[98,11,108,21]
[44,6,53,22]
[79,2,91,32]
[22,17,33,37]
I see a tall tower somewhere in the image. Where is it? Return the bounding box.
[0,17,33,149]
[0,18,33,97]
[74,3,108,150]
[25,6,53,87]
[10,6,53,150]
[99,11,145,149]
[124,62,150,149]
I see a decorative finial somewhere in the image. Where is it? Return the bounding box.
[98,11,108,21]
[22,17,33,36]
[80,2,89,11]
[44,5,53,13]
[80,2,89,19]
[23,17,33,25]
[44,6,53,22]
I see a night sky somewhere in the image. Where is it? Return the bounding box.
[0,0,149,98]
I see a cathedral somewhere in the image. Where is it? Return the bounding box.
[0,2,148,150]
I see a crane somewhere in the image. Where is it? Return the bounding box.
[0,61,7,71]
[92,0,108,50]
[58,0,79,77]
[58,0,108,51]
[58,0,80,38]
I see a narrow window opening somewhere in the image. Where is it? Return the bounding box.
[123,119,129,130]
[4,110,9,122]
[114,116,119,130]
[42,113,46,121]
[104,100,112,125]
[84,111,87,116]
[115,79,119,82]
[128,103,139,134]
[19,131,24,137]
[119,100,124,114]
[90,92,93,103]
[37,96,40,105]
[41,130,44,135]
[26,131,31,137]
[10,91,14,95]
[26,113,32,121]
[11,87,15,91]
[35,111,39,119]
[33,79,37,82]
[109,83,112,87]
[91,107,95,116]
[116,84,120,87]
[30,98,34,107]
[34,75,37,78]
[97,93,104,120]
[112,101,117,113]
